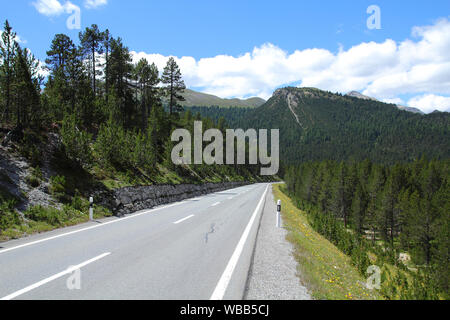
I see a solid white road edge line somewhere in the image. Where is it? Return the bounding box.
[0,252,111,300]
[0,200,187,255]
[173,215,195,225]
[210,184,269,300]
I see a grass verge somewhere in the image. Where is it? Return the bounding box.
[0,197,112,242]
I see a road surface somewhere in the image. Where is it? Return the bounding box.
[0,183,270,300]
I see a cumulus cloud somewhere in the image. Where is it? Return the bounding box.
[33,0,107,16]
[33,0,81,17]
[407,94,450,113]
[32,0,66,16]
[84,0,107,9]
[132,18,450,113]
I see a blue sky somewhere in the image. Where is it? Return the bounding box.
[2,1,450,112]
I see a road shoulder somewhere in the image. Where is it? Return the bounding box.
[244,184,311,300]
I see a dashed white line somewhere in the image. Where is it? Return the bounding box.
[211,202,221,207]
[173,215,195,225]
[1,252,111,300]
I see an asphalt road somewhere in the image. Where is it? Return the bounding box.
[0,183,270,300]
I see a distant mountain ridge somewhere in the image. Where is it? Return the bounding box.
[180,89,266,108]
[346,91,425,114]
[192,87,450,164]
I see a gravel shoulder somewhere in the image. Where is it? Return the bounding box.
[245,184,311,300]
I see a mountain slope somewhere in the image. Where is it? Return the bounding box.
[180,89,266,108]
[194,87,450,164]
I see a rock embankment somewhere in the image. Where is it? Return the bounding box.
[94,181,250,216]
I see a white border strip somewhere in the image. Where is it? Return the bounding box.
[210,185,269,300]
[173,215,195,225]
[1,252,111,300]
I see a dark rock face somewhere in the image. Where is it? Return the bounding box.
[94,182,250,216]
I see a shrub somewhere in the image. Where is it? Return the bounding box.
[25,205,63,226]
[0,199,21,230]
[94,119,131,167]
[26,166,43,188]
[132,130,156,170]
[71,194,88,212]
[61,114,93,168]
[19,131,41,167]
[49,175,66,200]
[24,204,82,226]
[26,175,40,188]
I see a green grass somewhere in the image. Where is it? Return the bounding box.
[273,183,383,300]
[0,198,113,242]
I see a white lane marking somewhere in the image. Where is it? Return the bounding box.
[211,202,221,207]
[228,197,234,200]
[0,201,187,255]
[210,185,269,300]
[173,215,195,225]
[0,252,111,300]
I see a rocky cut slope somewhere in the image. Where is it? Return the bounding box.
[0,132,61,211]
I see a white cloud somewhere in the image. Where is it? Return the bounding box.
[131,18,450,113]
[382,98,404,105]
[407,94,450,113]
[33,0,107,16]
[32,0,65,16]
[84,0,107,9]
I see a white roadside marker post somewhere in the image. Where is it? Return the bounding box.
[89,196,94,221]
[277,200,281,228]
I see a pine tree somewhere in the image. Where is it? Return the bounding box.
[397,188,412,251]
[79,24,104,97]
[379,175,396,246]
[108,37,133,126]
[45,34,75,74]
[134,59,160,129]
[366,165,385,244]
[161,57,186,115]
[0,20,17,123]
[317,163,332,213]
[351,184,366,235]
[102,29,111,101]
[11,46,42,129]
[44,34,93,125]
[330,162,352,227]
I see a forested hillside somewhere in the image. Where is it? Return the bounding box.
[284,158,449,299]
[190,87,450,165]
